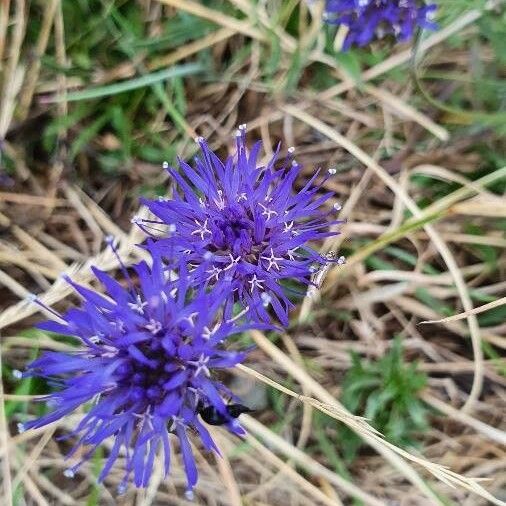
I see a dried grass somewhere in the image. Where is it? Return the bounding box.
[0,0,505,505]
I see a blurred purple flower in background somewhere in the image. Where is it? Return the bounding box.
[138,126,342,326]
[19,250,255,498]
[324,0,437,49]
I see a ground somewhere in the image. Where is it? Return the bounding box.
[0,1,505,505]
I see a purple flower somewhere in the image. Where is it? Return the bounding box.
[137,126,342,326]
[19,250,255,497]
[324,0,438,49]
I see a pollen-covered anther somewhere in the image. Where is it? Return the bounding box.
[182,312,199,327]
[189,354,211,378]
[287,248,297,261]
[145,319,162,334]
[63,469,75,478]
[283,221,294,233]
[206,266,222,282]
[328,168,337,175]
[223,254,241,272]
[127,295,148,314]
[333,202,342,211]
[261,292,272,307]
[260,249,284,271]
[191,219,211,240]
[258,203,278,220]
[247,274,265,292]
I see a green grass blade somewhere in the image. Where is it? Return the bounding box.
[46,64,204,102]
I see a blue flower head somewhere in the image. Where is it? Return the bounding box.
[324,0,437,49]
[20,247,255,498]
[138,126,342,326]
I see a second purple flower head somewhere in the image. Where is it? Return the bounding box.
[138,126,342,325]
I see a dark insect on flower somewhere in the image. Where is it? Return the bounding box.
[18,245,257,498]
[324,0,438,49]
[198,402,252,426]
[137,126,342,326]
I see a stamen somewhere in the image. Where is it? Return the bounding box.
[63,469,75,478]
[260,249,283,271]
[261,292,272,307]
[27,294,64,321]
[105,235,135,291]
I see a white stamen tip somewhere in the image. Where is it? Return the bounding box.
[328,168,337,175]
[105,234,115,243]
[63,469,75,478]
[185,489,195,501]
[194,136,204,144]
[261,292,272,307]
[287,146,295,154]
[333,203,342,211]
[162,161,169,169]
[117,483,127,495]
[17,422,25,434]
[235,130,242,137]
[291,160,298,166]
[12,369,23,379]
[239,123,247,130]
[168,224,176,233]
[338,256,346,265]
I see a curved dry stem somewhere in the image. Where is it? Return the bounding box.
[244,330,505,506]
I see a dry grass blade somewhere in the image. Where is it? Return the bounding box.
[245,432,345,506]
[0,0,25,137]
[421,394,506,446]
[247,330,505,506]
[281,104,485,413]
[156,0,264,40]
[421,297,506,324]
[0,348,13,506]
[0,205,148,330]
[364,84,449,141]
[17,0,59,118]
[242,416,386,506]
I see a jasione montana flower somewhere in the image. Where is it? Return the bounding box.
[324,0,437,49]
[137,126,342,326]
[19,248,256,498]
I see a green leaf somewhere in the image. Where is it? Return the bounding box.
[47,64,204,102]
